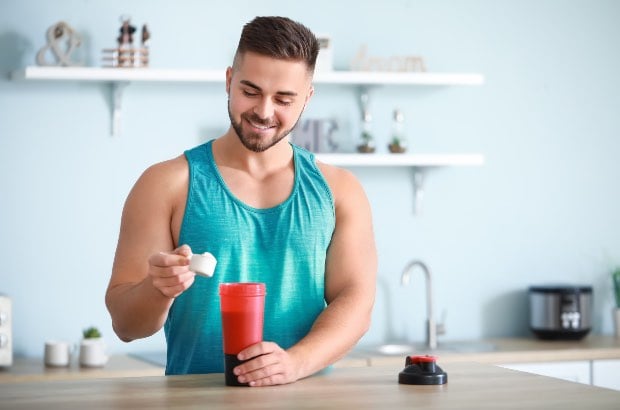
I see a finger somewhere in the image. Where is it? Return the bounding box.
[237,341,277,361]
[154,262,193,276]
[248,373,285,387]
[152,270,195,287]
[234,351,277,376]
[238,362,284,386]
[175,244,193,257]
[150,250,191,269]
[152,271,195,298]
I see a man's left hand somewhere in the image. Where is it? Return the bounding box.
[234,341,301,387]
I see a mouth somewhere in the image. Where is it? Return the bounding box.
[245,116,278,132]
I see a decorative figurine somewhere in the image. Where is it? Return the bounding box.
[118,17,136,48]
[36,21,84,66]
[141,24,150,48]
[102,15,149,68]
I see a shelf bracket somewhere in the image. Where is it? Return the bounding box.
[411,167,425,215]
[111,82,129,137]
[357,86,371,121]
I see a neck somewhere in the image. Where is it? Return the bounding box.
[213,129,293,176]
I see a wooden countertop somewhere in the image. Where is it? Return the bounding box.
[0,355,164,383]
[2,336,618,384]
[353,335,620,367]
[1,362,618,409]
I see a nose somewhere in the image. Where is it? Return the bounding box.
[253,97,275,120]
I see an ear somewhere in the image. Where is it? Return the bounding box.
[225,66,233,95]
[305,85,314,104]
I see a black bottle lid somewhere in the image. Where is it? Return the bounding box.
[398,355,448,385]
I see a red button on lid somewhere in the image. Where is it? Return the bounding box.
[408,355,437,364]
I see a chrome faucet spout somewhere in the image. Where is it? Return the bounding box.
[400,260,440,350]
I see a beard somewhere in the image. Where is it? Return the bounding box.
[228,100,302,153]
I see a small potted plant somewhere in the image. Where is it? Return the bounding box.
[388,109,407,153]
[79,326,108,367]
[82,326,102,339]
[613,269,620,338]
[357,112,376,154]
[388,136,407,153]
[357,130,376,153]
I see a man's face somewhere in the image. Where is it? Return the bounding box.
[226,52,314,153]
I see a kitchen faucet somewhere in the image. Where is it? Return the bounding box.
[400,260,445,350]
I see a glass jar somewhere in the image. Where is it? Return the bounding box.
[388,109,407,153]
[357,112,376,153]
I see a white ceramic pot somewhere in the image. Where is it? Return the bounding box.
[44,340,72,367]
[79,338,109,367]
[614,308,620,338]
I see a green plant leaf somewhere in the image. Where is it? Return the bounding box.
[83,326,102,339]
[612,268,620,308]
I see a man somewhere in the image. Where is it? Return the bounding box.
[106,16,377,387]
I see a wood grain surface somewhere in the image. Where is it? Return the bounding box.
[0,362,618,409]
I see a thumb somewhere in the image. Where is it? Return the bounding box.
[175,244,193,258]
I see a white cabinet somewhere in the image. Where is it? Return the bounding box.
[500,359,620,390]
[499,361,591,385]
[591,359,620,390]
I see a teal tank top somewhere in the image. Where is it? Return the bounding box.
[164,140,335,375]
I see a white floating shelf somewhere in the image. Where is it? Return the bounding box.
[314,71,484,86]
[315,153,485,167]
[11,66,484,86]
[12,66,485,214]
[314,153,485,215]
[11,66,226,83]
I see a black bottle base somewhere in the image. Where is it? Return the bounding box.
[224,354,249,386]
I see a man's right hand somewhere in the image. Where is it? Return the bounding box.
[147,244,196,298]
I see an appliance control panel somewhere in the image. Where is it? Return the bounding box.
[0,295,12,367]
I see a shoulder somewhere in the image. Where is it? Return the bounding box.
[139,155,188,187]
[127,155,189,208]
[315,160,368,211]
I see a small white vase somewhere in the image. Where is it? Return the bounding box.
[79,337,109,367]
[614,308,620,338]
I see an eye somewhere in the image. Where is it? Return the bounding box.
[276,99,293,106]
[242,89,258,97]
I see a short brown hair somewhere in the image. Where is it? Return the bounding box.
[233,16,319,73]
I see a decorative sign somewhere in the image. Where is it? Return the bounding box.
[291,119,339,153]
[350,45,426,72]
[36,21,83,66]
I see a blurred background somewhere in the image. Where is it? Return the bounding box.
[1,0,619,357]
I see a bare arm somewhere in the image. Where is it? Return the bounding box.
[235,164,377,386]
[105,156,194,342]
[290,164,377,372]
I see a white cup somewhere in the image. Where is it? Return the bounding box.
[44,340,72,367]
[79,338,109,367]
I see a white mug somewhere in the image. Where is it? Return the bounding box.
[79,338,109,367]
[44,340,72,367]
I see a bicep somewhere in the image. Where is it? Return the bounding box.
[109,162,184,288]
[323,170,377,304]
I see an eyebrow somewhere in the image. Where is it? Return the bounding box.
[239,80,298,97]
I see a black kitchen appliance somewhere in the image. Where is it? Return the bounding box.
[529,284,592,340]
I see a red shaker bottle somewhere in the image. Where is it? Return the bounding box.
[219,282,266,386]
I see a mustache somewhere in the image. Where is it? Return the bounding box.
[242,112,279,127]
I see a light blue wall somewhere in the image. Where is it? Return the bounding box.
[1,0,619,357]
